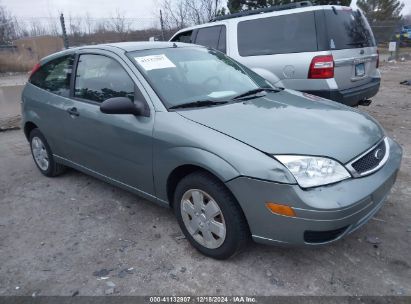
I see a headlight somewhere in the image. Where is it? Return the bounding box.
[275,155,351,188]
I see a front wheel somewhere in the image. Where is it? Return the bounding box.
[174,171,249,259]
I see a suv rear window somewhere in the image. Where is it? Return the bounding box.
[237,12,317,56]
[324,9,376,50]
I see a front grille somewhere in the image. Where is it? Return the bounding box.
[304,226,349,243]
[351,140,386,174]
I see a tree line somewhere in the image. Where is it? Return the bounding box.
[0,0,408,46]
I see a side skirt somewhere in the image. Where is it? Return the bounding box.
[54,155,170,208]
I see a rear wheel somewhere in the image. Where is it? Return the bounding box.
[29,128,66,177]
[174,171,249,259]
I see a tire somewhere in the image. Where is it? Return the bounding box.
[174,171,249,259]
[29,128,66,177]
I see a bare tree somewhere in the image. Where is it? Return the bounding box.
[28,20,48,37]
[67,15,82,36]
[84,12,93,35]
[11,18,28,38]
[160,0,189,30]
[160,0,224,30]
[47,14,60,36]
[108,9,131,41]
[0,4,19,44]
[190,0,223,23]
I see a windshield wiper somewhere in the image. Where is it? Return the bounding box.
[169,99,228,109]
[232,87,281,100]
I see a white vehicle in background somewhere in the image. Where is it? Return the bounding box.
[170,1,380,107]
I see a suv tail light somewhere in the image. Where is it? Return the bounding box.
[376,49,379,68]
[29,63,41,78]
[308,55,334,79]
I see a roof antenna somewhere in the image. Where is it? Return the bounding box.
[173,43,178,48]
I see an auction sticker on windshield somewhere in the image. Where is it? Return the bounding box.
[134,54,176,71]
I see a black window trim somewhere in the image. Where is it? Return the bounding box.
[70,52,146,107]
[217,25,227,53]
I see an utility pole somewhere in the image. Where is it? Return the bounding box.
[160,10,165,41]
[60,13,69,49]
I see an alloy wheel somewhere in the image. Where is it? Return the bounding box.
[31,136,49,171]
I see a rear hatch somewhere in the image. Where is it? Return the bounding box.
[323,7,378,90]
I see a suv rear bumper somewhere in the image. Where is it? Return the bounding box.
[305,78,380,107]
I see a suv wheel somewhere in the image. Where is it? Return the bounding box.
[29,128,66,177]
[174,171,249,259]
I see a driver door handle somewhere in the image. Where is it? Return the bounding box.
[66,107,79,117]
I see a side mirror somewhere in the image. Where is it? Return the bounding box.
[100,97,149,117]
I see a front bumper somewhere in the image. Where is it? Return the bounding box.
[305,78,380,107]
[226,137,402,246]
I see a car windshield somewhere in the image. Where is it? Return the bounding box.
[127,47,272,109]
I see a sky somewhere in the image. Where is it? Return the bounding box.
[1,0,159,19]
[2,0,411,20]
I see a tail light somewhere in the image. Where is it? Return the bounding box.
[308,55,334,79]
[376,49,379,68]
[29,63,41,78]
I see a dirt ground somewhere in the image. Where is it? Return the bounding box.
[0,62,410,296]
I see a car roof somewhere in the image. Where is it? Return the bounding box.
[96,41,194,52]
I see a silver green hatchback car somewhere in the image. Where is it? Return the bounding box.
[22,42,402,259]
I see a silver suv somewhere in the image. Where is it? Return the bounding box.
[170,2,380,107]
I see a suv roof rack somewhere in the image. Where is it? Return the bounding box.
[210,1,313,22]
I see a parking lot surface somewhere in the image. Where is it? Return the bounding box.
[0,62,410,296]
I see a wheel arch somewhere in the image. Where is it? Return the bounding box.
[155,146,240,206]
[167,164,223,208]
[24,121,38,140]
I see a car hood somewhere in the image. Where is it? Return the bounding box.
[177,90,384,164]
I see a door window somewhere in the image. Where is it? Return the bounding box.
[195,26,225,52]
[30,55,74,97]
[74,54,135,103]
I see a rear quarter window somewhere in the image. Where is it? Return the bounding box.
[237,11,318,56]
[30,55,74,97]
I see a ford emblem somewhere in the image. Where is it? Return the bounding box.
[374,149,384,160]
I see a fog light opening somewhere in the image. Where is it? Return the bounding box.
[265,202,296,217]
